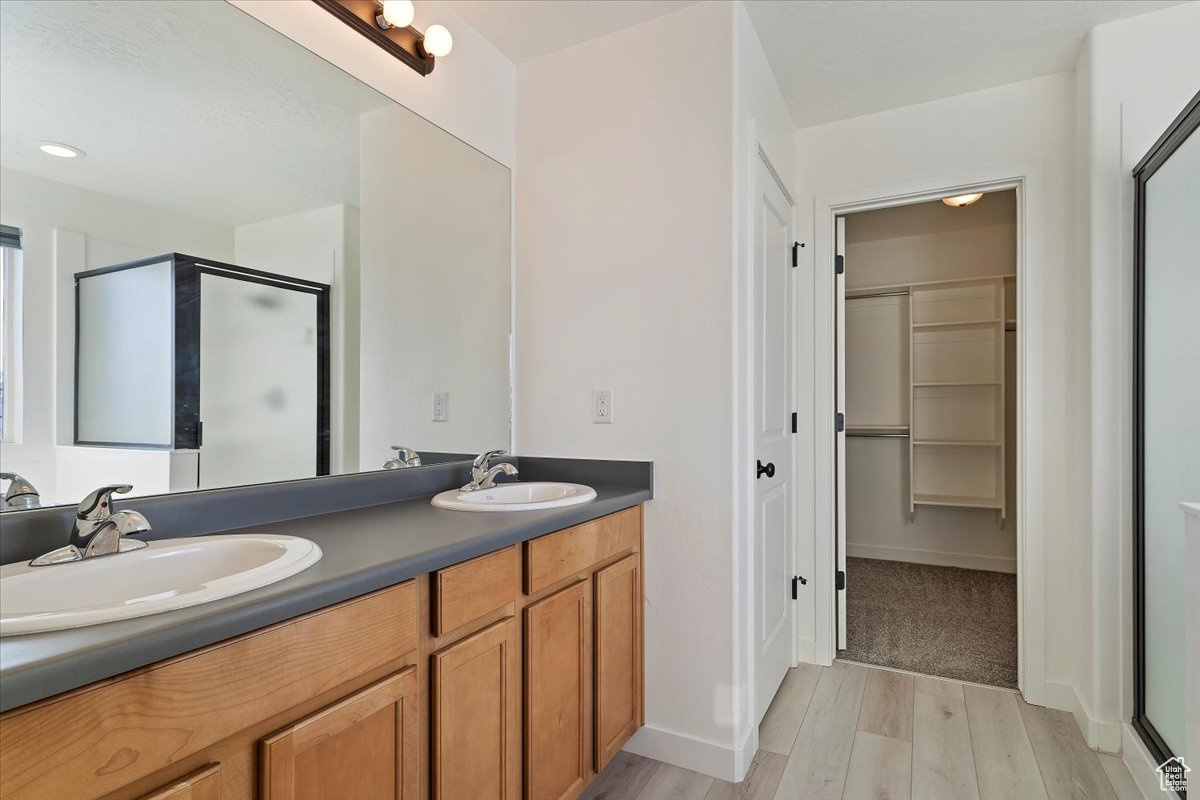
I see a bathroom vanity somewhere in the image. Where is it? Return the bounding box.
[0,502,645,800]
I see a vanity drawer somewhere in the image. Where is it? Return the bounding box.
[524,507,641,594]
[432,546,517,636]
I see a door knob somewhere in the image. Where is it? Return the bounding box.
[756,460,776,479]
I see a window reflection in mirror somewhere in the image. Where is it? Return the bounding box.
[0,0,511,510]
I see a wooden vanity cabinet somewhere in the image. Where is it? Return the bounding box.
[0,506,643,800]
[260,668,419,800]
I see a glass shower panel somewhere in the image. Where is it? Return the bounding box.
[1142,124,1200,759]
[198,273,318,489]
[76,259,173,445]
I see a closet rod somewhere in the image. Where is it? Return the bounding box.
[846,289,910,300]
[846,427,910,438]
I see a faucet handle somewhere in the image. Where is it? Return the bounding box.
[77,484,133,520]
[473,449,508,470]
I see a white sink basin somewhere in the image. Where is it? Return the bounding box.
[0,534,322,636]
[431,482,597,512]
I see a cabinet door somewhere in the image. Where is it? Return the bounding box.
[432,617,518,800]
[525,581,591,800]
[141,764,222,800]
[260,668,418,800]
[594,554,642,770]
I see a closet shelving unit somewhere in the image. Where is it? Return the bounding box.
[906,277,1007,521]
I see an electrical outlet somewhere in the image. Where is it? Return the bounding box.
[432,392,449,422]
[592,389,613,424]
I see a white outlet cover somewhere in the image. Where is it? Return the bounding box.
[433,391,449,422]
[592,388,613,424]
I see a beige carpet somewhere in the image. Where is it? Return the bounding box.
[844,557,1017,689]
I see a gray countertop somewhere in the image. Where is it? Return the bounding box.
[0,485,649,712]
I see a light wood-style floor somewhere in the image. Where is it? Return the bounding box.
[582,661,1143,800]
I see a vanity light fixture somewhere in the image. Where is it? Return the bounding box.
[942,192,983,207]
[37,142,85,159]
[313,0,451,76]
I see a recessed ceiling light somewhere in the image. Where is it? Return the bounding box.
[37,142,85,159]
[942,193,983,207]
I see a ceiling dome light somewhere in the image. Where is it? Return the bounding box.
[37,142,85,159]
[377,0,414,29]
[423,24,453,57]
[942,193,983,207]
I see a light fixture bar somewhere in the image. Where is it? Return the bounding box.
[312,0,435,76]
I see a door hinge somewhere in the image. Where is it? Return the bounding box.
[836,570,846,591]
[196,420,204,447]
[835,412,845,433]
[792,575,807,599]
[791,411,798,433]
[792,241,803,267]
[835,254,845,275]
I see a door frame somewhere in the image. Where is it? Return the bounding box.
[808,161,1046,706]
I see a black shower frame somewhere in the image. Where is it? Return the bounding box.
[74,253,331,477]
[1131,90,1199,792]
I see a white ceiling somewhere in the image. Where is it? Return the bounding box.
[445,0,1187,127]
[747,0,1188,126]
[0,0,391,227]
[440,0,701,63]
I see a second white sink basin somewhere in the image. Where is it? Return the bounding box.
[0,534,322,636]
[431,482,597,512]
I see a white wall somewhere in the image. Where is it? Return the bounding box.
[0,167,232,505]
[230,0,516,168]
[795,73,1078,710]
[358,104,510,467]
[1074,0,1200,749]
[235,204,360,473]
[516,0,747,779]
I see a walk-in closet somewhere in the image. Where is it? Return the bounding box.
[841,190,1018,688]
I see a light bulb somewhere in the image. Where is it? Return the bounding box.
[377,0,414,29]
[941,193,983,207]
[423,24,453,57]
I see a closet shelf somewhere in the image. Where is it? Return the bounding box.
[912,439,1001,447]
[913,493,1004,511]
[911,319,1002,330]
[913,381,1001,387]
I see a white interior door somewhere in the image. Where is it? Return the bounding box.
[835,216,848,650]
[754,157,794,721]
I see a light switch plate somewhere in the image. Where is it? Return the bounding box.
[592,389,613,424]
[432,392,449,422]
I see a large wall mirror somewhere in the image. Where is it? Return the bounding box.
[0,0,511,511]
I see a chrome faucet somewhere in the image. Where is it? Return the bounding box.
[0,472,40,510]
[461,449,518,492]
[383,446,422,469]
[29,484,152,566]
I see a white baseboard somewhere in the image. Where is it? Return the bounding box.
[622,722,755,783]
[1121,723,1162,800]
[847,542,1017,573]
[796,637,817,665]
[1043,681,1123,754]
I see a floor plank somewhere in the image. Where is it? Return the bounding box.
[1097,754,1145,800]
[773,662,869,800]
[636,763,715,800]
[912,691,979,800]
[841,731,912,800]
[704,750,787,800]
[1017,699,1117,800]
[583,751,661,800]
[759,664,823,755]
[857,668,914,742]
[963,685,1048,800]
[913,675,965,701]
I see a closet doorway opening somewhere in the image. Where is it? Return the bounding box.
[834,189,1019,689]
